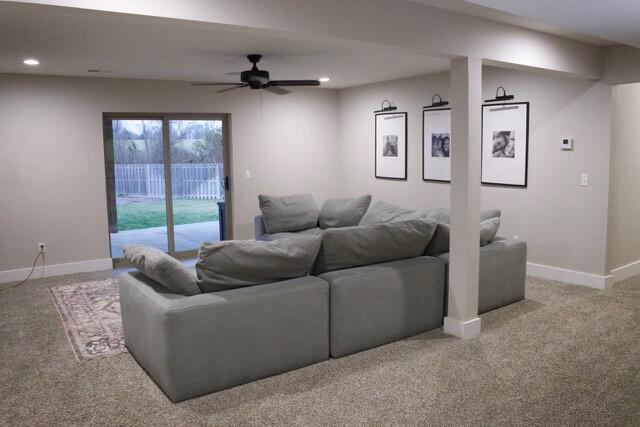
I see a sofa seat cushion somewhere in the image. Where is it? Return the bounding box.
[258,193,319,234]
[313,219,437,275]
[122,244,200,296]
[319,257,446,357]
[319,195,372,229]
[196,235,322,292]
[264,227,323,242]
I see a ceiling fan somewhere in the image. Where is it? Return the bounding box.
[192,54,321,95]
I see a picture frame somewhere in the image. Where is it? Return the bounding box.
[375,112,407,180]
[481,102,529,187]
[422,108,451,182]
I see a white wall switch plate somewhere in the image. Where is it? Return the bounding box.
[245,169,252,179]
[561,137,573,151]
[581,173,589,186]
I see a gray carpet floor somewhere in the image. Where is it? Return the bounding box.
[1,271,639,426]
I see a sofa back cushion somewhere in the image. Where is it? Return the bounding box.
[431,208,502,225]
[424,217,501,256]
[319,195,372,229]
[122,244,200,296]
[196,235,322,292]
[258,193,319,234]
[359,201,420,225]
[359,201,501,226]
[313,219,437,274]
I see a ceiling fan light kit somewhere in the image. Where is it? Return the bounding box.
[192,54,321,95]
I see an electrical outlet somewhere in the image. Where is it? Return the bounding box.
[38,242,46,253]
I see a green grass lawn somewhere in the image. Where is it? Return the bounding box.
[117,198,220,231]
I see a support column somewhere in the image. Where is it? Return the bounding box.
[444,57,482,338]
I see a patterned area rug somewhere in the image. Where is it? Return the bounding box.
[49,278,127,361]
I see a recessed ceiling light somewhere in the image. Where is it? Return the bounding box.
[23,58,40,66]
[319,77,330,83]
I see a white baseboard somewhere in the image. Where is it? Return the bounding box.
[443,316,481,338]
[526,262,611,290]
[0,258,113,284]
[609,259,640,285]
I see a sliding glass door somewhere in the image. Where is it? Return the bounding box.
[169,119,226,252]
[103,114,230,262]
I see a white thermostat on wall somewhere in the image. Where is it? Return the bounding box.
[561,137,573,151]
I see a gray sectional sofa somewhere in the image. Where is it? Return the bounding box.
[120,274,330,402]
[254,208,527,316]
[119,196,526,402]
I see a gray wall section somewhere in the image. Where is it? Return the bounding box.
[337,67,612,275]
[606,83,640,272]
[0,74,339,271]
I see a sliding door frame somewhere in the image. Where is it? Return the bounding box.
[103,112,232,266]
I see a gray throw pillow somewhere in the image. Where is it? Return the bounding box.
[258,193,319,234]
[313,219,437,275]
[424,217,501,256]
[319,195,372,229]
[423,224,450,256]
[122,244,200,296]
[196,235,322,292]
[480,217,501,246]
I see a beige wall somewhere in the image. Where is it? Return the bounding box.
[337,67,612,275]
[0,68,616,277]
[604,46,640,85]
[606,83,640,272]
[0,74,339,271]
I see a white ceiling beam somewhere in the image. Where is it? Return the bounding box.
[8,0,604,79]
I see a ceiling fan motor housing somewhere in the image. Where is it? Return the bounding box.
[241,69,270,88]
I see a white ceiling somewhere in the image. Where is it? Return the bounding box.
[413,0,640,48]
[0,2,450,88]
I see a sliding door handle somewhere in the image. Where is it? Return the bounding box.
[224,176,230,191]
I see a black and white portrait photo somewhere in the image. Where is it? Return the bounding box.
[383,135,398,157]
[492,130,515,158]
[375,112,407,180]
[431,133,450,158]
[422,108,451,182]
[481,102,529,187]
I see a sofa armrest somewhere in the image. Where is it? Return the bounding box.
[438,238,527,314]
[254,214,267,240]
[119,272,329,401]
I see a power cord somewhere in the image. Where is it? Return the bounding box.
[0,250,45,293]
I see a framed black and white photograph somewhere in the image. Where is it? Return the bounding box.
[375,112,407,180]
[481,102,529,187]
[422,108,451,182]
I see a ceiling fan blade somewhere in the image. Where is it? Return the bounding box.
[225,71,241,76]
[263,85,290,95]
[268,80,321,87]
[191,82,241,86]
[216,84,248,93]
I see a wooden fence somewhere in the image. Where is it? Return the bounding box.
[115,163,225,199]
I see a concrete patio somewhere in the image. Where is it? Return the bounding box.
[110,221,220,258]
